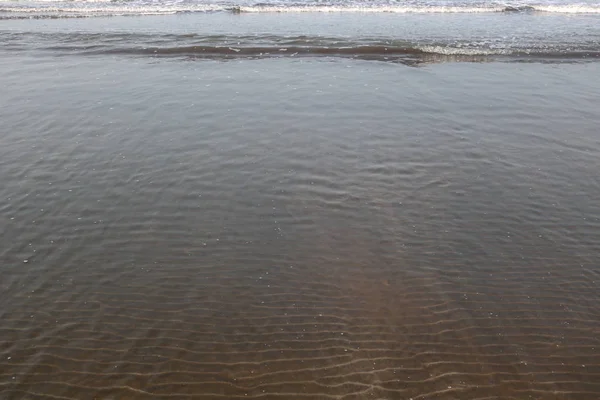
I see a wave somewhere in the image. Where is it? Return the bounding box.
[86,45,600,60]
[232,4,600,14]
[533,5,600,13]
[0,5,229,17]
[233,5,506,13]
[2,2,600,18]
[3,32,598,64]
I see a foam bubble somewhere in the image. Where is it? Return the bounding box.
[235,5,505,13]
[0,4,228,16]
[534,5,600,13]
[417,45,512,56]
[2,0,600,17]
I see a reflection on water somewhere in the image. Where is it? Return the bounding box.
[1,55,600,399]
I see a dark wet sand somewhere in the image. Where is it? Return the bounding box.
[1,46,600,399]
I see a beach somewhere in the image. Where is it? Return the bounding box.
[1,6,600,399]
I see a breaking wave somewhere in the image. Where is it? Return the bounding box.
[1,1,600,19]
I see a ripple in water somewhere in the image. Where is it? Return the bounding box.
[1,23,600,400]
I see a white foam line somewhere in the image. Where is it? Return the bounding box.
[416,45,512,56]
[534,5,600,14]
[0,5,228,14]
[236,5,505,13]
[0,0,113,2]
[2,3,600,15]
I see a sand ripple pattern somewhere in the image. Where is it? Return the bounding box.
[2,252,600,400]
[2,251,600,399]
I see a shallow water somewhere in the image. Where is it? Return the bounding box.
[2,10,600,400]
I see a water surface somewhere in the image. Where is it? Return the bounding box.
[1,9,600,400]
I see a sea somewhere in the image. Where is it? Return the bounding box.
[1,0,600,399]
